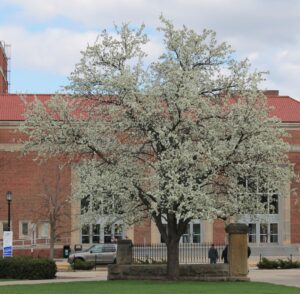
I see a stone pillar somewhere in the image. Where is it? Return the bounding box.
[116,239,133,265]
[225,223,249,279]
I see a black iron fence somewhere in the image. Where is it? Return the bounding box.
[133,243,226,264]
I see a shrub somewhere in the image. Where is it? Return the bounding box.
[135,258,167,264]
[71,259,95,270]
[0,256,57,279]
[257,257,300,269]
[257,257,279,269]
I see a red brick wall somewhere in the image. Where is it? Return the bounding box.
[288,152,300,243]
[286,130,300,145]
[0,248,63,258]
[0,128,27,144]
[213,219,225,244]
[286,130,300,243]
[133,218,151,244]
[1,124,300,245]
[0,151,72,242]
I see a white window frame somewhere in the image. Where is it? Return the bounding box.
[19,220,31,239]
[180,220,203,244]
[0,220,10,236]
[38,221,50,239]
[81,221,125,244]
[242,220,279,245]
[239,177,281,245]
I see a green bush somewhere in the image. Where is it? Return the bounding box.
[0,256,56,279]
[135,258,167,264]
[257,257,279,269]
[257,257,300,269]
[71,258,95,270]
[277,258,300,269]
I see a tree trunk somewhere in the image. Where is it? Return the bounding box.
[49,225,55,260]
[166,238,180,279]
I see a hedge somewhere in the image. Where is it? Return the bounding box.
[257,257,300,269]
[0,256,57,279]
[71,258,95,270]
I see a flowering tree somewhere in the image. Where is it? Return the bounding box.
[21,17,291,279]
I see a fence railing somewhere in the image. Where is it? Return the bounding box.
[133,243,226,264]
[0,237,71,249]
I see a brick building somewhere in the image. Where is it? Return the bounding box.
[0,45,300,257]
[0,41,9,94]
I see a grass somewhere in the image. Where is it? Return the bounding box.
[0,281,299,294]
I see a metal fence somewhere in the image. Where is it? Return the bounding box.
[0,237,71,249]
[133,243,226,264]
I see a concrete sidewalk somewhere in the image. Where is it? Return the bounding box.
[249,268,300,288]
[1,267,300,288]
[0,270,107,286]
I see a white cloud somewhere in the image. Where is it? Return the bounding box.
[0,26,98,75]
[1,0,300,98]
[247,52,260,63]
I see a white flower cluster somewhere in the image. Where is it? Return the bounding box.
[20,16,292,241]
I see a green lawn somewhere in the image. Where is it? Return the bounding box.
[0,281,299,294]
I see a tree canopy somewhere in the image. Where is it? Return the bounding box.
[21,16,292,278]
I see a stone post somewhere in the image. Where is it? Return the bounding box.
[116,239,133,265]
[225,223,249,279]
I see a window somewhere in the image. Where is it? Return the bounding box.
[39,222,49,239]
[81,224,90,244]
[246,222,279,244]
[0,221,8,237]
[248,223,256,243]
[104,225,112,243]
[22,222,29,235]
[81,222,123,244]
[81,196,90,214]
[80,195,124,244]
[177,221,202,243]
[239,176,281,245]
[182,225,190,243]
[92,224,100,243]
[270,223,278,243]
[192,224,201,243]
[269,195,279,214]
[2,221,8,232]
[114,224,123,241]
[260,223,268,243]
[19,221,30,239]
[259,194,279,214]
[240,176,280,215]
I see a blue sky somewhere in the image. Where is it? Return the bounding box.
[1,0,300,99]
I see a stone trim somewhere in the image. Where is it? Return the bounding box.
[289,145,300,152]
[282,123,300,129]
[0,143,23,151]
[108,263,231,281]
[0,121,21,126]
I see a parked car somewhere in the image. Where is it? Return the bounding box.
[68,243,117,264]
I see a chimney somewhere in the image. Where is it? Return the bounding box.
[0,41,10,93]
[263,90,279,96]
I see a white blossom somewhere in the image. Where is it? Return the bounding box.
[20,16,292,278]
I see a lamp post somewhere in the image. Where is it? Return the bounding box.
[6,191,12,231]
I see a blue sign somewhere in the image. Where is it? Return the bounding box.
[3,231,13,257]
[3,246,12,257]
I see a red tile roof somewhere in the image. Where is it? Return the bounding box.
[0,94,51,121]
[0,93,300,123]
[267,95,300,122]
